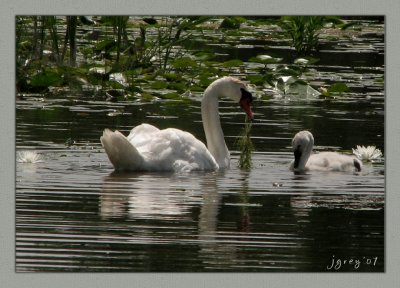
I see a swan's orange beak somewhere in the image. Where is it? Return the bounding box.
[239,98,254,121]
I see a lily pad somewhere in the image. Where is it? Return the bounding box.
[247,75,265,86]
[222,59,243,68]
[172,57,198,69]
[150,81,168,90]
[328,83,350,93]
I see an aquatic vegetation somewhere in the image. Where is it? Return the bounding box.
[30,69,64,90]
[100,16,130,64]
[237,118,254,170]
[15,15,382,104]
[16,16,212,96]
[352,145,382,162]
[17,151,43,163]
[274,76,320,98]
[279,16,343,56]
[219,17,246,29]
[247,53,319,98]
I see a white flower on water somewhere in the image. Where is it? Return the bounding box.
[17,151,43,163]
[352,145,382,162]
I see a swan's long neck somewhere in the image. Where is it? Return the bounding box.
[201,84,230,168]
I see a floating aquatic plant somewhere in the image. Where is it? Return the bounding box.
[320,82,350,97]
[237,118,254,170]
[17,151,43,163]
[352,145,382,162]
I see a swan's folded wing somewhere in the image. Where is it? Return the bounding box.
[127,123,160,146]
[100,129,144,171]
[308,152,361,172]
[138,128,218,172]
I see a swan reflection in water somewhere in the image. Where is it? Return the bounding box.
[99,170,252,269]
[99,171,204,220]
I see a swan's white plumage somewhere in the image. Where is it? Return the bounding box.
[289,130,362,172]
[100,77,253,172]
[101,124,218,172]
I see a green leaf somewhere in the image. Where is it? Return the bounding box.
[247,75,265,86]
[172,57,198,69]
[160,92,180,99]
[222,59,243,68]
[163,73,181,81]
[108,80,124,89]
[125,68,143,76]
[198,75,213,87]
[30,70,63,88]
[167,82,186,92]
[328,83,350,93]
[94,39,116,52]
[339,21,362,30]
[150,81,168,89]
[193,51,215,61]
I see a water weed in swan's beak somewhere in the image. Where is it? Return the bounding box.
[237,117,254,170]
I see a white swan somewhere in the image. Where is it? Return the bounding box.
[100,76,254,172]
[289,130,362,173]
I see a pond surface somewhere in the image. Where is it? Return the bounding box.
[16,91,384,272]
[16,18,384,272]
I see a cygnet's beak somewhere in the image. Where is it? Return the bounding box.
[293,148,302,169]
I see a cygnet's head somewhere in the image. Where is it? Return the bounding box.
[292,130,314,170]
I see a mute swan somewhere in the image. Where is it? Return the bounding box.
[100,76,254,172]
[289,130,362,173]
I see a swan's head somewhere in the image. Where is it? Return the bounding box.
[292,130,314,170]
[239,88,254,121]
[209,76,254,120]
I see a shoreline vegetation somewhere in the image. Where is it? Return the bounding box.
[16,16,384,101]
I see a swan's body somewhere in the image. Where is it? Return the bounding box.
[289,130,362,173]
[101,77,253,172]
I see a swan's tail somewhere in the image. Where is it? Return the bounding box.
[100,129,144,171]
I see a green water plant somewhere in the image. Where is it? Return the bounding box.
[280,16,324,56]
[280,16,342,56]
[237,118,254,170]
[320,82,350,97]
[153,16,212,71]
[62,16,78,66]
[30,68,64,89]
[219,17,246,29]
